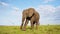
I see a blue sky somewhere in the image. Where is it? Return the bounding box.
[0,0,60,26]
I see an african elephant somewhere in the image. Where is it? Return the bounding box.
[20,8,40,31]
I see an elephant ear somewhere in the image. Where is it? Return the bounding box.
[22,9,28,18]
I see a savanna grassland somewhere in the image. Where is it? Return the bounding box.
[0,25,60,34]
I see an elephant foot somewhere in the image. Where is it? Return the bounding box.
[36,27,38,30]
[20,28,26,31]
[22,28,26,31]
[22,29,26,31]
[20,27,22,29]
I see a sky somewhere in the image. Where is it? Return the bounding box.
[0,0,60,26]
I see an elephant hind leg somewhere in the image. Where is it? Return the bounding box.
[30,21,34,29]
[33,21,35,24]
[36,20,39,30]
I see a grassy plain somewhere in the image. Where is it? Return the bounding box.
[0,25,60,34]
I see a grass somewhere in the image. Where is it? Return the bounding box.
[0,25,60,34]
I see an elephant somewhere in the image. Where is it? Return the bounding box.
[20,8,40,31]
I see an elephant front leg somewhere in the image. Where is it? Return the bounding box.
[23,20,28,31]
[20,17,25,29]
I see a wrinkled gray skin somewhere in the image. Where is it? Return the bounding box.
[20,8,40,31]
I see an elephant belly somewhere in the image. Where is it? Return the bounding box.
[26,17,31,20]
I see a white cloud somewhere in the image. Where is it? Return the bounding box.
[37,5,56,14]
[43,0,54,3]
[0,2,9,7]
[36,5,60,25]
[0,2,21,26]
[56,6,60,11]
[0,10,22,26]
[12,7,20,11]
[0,2,20,11]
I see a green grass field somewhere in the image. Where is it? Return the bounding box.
[0,25,60,34]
